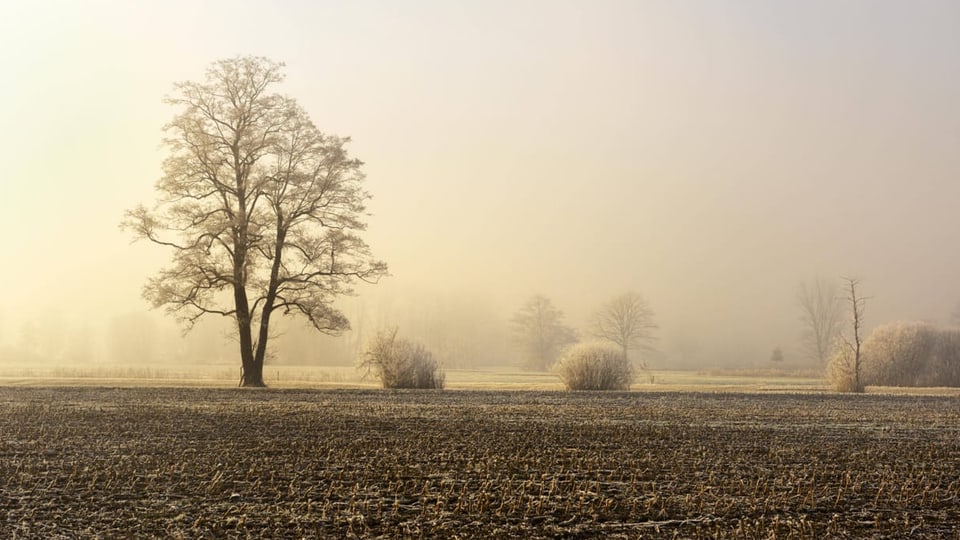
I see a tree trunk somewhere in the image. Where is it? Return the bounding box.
[251,307,273,386]
[238,314,265,387]
[844,277,865,394]
[234,254,264,387]
[240,358,265,387]
[251,226,285,383]
[240,355,265,387]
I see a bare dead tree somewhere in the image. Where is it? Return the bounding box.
[510,295,578,371]
[589,291,657,369]
[123,57,387,387]
[837,276,867,393]
[797,277,842,368]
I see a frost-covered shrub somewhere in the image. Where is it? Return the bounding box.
[826,345,862,393]
[360,330,445,389]
[860,322,960,387]
[828,322,960,391]
[555,342,633,391]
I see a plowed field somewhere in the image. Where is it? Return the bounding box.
[2,387,960,538]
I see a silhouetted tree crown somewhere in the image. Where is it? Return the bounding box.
[123,56,387,386]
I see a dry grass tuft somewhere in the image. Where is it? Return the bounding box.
[359,329,445,389]
[555,342,633,391]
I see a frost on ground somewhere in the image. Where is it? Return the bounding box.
[1,387,959,538]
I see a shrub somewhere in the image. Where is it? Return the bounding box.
[555,342,633,391]
[860,322,960,387]
[826,322,960,390]
[826,346,862,393]
[359,329,445,389]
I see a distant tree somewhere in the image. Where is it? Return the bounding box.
[828,277,867,393]
[589,291,657,368]
[770,347,784,363]
[510,295,577,371]
[951,302,960,326]
[797,277,842,368]
[123,56,387,386]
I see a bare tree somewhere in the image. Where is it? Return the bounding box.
[589,291,657,368]
[834,276,867,393]
[950,302,960,326]
[123,57,387,386]
[510,295,578,371]
[797,277,842,367]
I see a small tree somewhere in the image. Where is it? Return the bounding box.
[589,291,657,368]
[510,295,578,371]
[830,277,867,393]
[770,347,784,363]
[359,329,444,389]
[797,277,842,368]
[555,342,634,391]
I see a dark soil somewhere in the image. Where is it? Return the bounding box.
[2,387,960,538]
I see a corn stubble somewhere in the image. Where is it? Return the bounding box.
[1,388,959,538]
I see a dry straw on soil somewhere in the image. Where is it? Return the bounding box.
[2,388,960,538]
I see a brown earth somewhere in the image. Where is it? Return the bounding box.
[2,387,960,538]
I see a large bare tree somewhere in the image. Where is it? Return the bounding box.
[797,277,842,367]
[589,291,657,368]
[124,57,387,386]
[510,295,578,371]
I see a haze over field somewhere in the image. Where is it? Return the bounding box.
[1,1,958,370]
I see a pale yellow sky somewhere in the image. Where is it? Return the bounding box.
[1,1,958,367]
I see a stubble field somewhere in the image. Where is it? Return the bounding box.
[2,387,960,538]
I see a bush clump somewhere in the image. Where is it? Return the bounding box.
[860,322,960,387]
[359,329,445,389]
[826,322,960,391]
[826,346,862,393]
[555,342,634,391]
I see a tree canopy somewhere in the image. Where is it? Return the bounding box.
[510,295,577,371]
[797,277,842,367]
[589,291,657,368]
[124,56,387,386]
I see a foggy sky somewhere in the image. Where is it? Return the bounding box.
[1,1,959,368]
